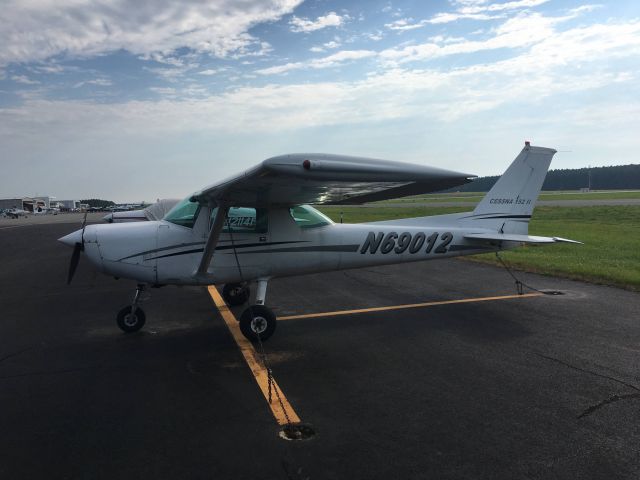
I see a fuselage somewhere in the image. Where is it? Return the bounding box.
[60,205,502,286]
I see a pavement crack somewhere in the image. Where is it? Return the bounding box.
[534,352,640,392]
[0,347,32,364]
[535,352,640,419]
[578,392,640,419]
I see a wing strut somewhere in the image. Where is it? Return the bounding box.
[196,204,229,275]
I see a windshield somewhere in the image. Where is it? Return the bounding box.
[289,205,333,229]
[164,197,200,228]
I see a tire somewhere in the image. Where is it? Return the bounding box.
[222,283,250,306]
[239,305,276,342]
[117,306,146,333]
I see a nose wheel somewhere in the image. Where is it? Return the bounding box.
[117,305,146,333]
[239,305,276,342]
[237,278,276,342]
[117,284,147,333]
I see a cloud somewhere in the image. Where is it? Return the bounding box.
[34,64,67,74]
[2,13,639,201]
[425,12,501,24]
[289,12,346,33]
[0,0,303,66]
[1,12,639,173]
[149,87,177,98]
[380,11,581,64]
[3,15,638,137]
[367,31,385,41]
[11,75,40,85]
[198,69,219,76]
[74,78,113,88]
[256,49,376,75]
[418,0,550,25]
[458,0,551,14]
[385,18,429,31]
[309,39,342,53]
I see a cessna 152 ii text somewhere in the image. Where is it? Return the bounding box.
[59,143,579,341]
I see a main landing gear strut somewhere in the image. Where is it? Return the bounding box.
[224,278,276,343]
[116,284,147,333]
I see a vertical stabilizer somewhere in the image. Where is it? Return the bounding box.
[472,144,556,220]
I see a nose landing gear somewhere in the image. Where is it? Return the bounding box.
[117,284,147,333]
[238,278,276,342]
[239,304,276,342]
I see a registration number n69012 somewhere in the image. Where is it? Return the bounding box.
[359,231,453,255]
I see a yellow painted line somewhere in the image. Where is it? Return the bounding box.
[207,286,301,426]
[279,292,543,321]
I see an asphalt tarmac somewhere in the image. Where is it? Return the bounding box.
[1,220,639,479]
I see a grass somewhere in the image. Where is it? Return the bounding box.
[318,205,640,291]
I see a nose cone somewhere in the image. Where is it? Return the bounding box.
[58,229,83,248]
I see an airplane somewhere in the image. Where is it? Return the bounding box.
[103,199,180,223]
[3,207,30,218]
[59,143,580,342]
[34,205,58,215]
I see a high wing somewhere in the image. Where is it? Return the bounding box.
[190,153,475,207]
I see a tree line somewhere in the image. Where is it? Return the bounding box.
[451,164,640,192]
[81,199,116,208]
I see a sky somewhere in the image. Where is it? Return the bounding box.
[1,0,639,202]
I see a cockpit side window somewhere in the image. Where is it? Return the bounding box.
[164,197,201,228]
[289,205,333,229]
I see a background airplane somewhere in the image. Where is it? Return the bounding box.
[3,207,30,218]
[103,199,180,223]
[60,143,579,341]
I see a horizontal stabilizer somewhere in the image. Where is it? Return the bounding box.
[464,233,582,244]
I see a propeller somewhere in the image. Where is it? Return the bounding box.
[67,211,88,284]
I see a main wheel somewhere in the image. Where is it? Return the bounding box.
[117,306,146,333]
[222,283,250,306]
[239,305,276,342]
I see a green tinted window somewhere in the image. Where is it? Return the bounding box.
[164,197,200,228]
[289,205,333,229]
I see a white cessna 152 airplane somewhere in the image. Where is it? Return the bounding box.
[59,143,579,341]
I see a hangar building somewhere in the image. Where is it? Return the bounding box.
[0,197,49,212]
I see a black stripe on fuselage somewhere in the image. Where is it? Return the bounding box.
[119,240,306,262]
[146,243,360,260]
[236,244,360,255]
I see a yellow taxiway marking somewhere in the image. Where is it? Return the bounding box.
[207,286,301,426]
[279,292,543,321]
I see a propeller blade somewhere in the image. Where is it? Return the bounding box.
[67,242,82,284]
[80,210,88,241]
